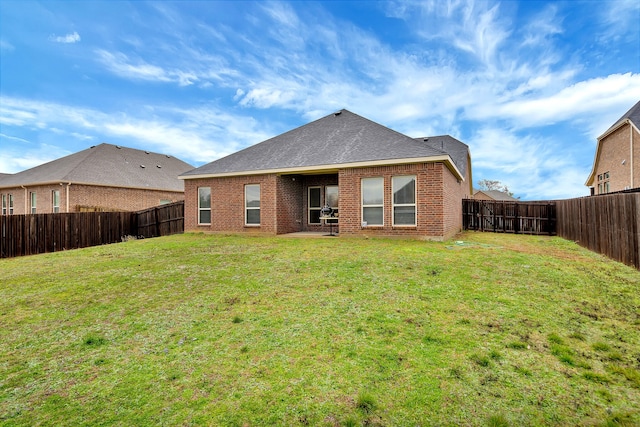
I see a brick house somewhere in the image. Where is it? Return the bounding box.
[0,143,193,214]
[180,110,472,240]
[586,100,640,194]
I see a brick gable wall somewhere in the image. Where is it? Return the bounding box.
[593,123,640,193]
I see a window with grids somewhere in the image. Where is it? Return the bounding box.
[8,194,13,214]
[392,175,416,226]
[361,177,383,226]
[245,184,260,225]
[1,194,5,215]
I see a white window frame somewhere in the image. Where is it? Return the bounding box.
[245,184,260,226]
[392,175,417,226]
[52,190,60,213]
[308,186,322,225]
[1,194,6,215]
[361,177,384,226]
[198,187,211,225]
[30,192,37,214]
[8,194,13,215]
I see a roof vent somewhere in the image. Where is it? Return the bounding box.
[166,155,171,158]
[334,111,342,116]
[116,145,121,149]
[140,164,146,168]
[90,145,96,148]
[156,165,162,168]
[423,138,429,142]
[145,151,150,154]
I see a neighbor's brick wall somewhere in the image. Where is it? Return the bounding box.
[338,162,450,239]
[184,174,277,234]
[0,184,182,214]
[594,123,640,193]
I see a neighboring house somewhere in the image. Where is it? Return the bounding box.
[0,143,193,214]
[180,109,472,240]
[473,189,518,201]
[585,100,640,195]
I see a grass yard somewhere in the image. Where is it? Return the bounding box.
[1,232,639,426]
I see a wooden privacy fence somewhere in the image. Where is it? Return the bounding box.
[462,200,557,235]
[556,192,640,269]
[0,201,184,258]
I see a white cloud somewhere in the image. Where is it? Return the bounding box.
[49,31,81,43]
[0,38,15,52]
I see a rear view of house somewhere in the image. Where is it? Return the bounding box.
[180,110,472,240]
[586,100,640,194]
[0,143,193,214]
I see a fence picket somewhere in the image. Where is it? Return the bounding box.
[0,201,184,258]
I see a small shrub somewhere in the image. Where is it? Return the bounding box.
[487,413,509,427]
[356,392,376,414]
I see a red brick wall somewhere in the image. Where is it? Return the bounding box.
[0,184,182,214]
[184,161,470,240]
[184,174,277,234]
[594,123,640,193]
[339,162,455,239]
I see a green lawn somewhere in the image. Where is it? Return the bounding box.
[1,232,639,426]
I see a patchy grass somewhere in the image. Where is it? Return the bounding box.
[1,232,639,426]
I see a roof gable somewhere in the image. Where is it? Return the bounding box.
[601,99,640,138]
[182,110,465,178]
[0,143,194,191]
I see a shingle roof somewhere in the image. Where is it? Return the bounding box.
[181,109,467,179]
[0,143,193,191]
[413,135,469,179]
[474,189,518,201]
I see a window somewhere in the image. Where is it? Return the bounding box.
[245,184,260,226]
[308,186,321,224]
[52,190,60,213]
[30,192,37,214]
[325,185,339,223]
[8,194,13,215]
[393,175,416,226]
[597,171,610,194]
[362,177,383,226]
[198,187,211,224]
[1,195,5,215]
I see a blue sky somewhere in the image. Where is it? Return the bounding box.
[1,0,639,200]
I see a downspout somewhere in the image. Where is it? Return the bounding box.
[630,120,639,189]
[66,182,71,213]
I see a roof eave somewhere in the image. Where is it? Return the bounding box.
[180,155,465,181]
[0,180,184,192]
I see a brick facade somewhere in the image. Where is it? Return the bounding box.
[185,161,471,240]
[0,184,183,214]
[590,122,640,194]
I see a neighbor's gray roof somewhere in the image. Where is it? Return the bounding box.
[182,109,467,179]
[602,99,640,137]
[0,143,194,191]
